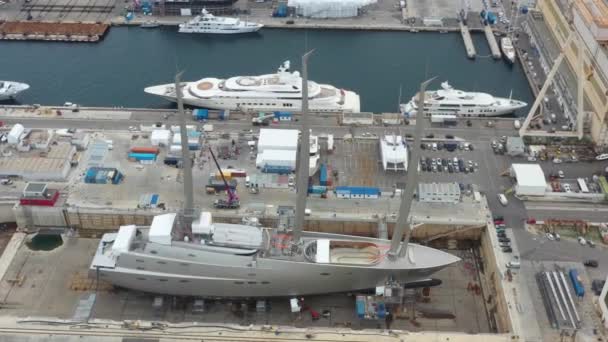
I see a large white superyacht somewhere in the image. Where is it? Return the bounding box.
[400,81,526,118]
[0,81,29,101]
[91,59,458,298]
[178,9,263,34]
[144,61,361,113]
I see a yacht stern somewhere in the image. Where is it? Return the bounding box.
[342,90,361,113]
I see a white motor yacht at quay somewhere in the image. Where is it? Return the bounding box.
[179,9,263,34]
[0,81,29,101]
[144,61,361,113]
[400,81,527,118]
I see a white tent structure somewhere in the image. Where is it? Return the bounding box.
[510,164,547,196]
[288,0,376,18]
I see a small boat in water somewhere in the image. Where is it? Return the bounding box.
[501,37,516,65]
[140,21,160,28]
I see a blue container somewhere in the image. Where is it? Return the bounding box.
[193,109,208,120]
[355,296,365,319]
[308,185,327,194]
[262,165,292,174]
[128,152,157,161]
[112,171,123,184]
[150,194,159,205]
[569,269,585,297]
[376,302,386,319]
[319,164,328,186]
[219,110,230,120]
[188,144,200,151]
[274,111,292,120]
[521,6,529,14]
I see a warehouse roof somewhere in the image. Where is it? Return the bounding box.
[258,129,298,150]
[511,164,546,188]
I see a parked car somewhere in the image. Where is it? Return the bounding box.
[563,183,571,192]
[546,232,555,241]
[445,134,454,139]
[506,259,521,269]
[502,247,513,253]
[558,170,565,178]
[498,237,511,243]
[499,242,511,248]
[497,232,507,238]
[498,193,508,206]
[587,240,596,248]
[584,260,599,268]
[554,233,561,240]
[578,236,587,245]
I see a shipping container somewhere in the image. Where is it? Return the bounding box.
[569,269,585,297]
[128,152,157,161]
[320,164,328,186]
[207,178,238,191]
[130,146,159,154]
[308,185,327,194]
[274,111,292,121]
[193,109,209,120]
[262,165,293,174]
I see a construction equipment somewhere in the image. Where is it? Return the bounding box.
[252,113,274,126]
[209,147,240,209]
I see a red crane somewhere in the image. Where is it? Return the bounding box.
[209,147,240,209]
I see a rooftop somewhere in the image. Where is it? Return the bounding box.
[575,0,608,30]
[510,164,546,188]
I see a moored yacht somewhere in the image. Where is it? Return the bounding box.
[501,37,516,64]
[400,81,526,118]
[0,81,29,101]
[144,61,360,113]
[179,9,263,34]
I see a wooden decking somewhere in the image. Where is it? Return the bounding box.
[0,21,109,42]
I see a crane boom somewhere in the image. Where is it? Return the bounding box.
[208,147,239,207]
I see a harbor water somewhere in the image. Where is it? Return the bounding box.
[0,27,534,114]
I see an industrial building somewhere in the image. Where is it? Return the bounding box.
[417,182,461,203]
[0,142,75,181]
[536,0,608,146]
[510,163,547,196]
[256,129,299,173]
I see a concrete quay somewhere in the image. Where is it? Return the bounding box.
[483,25,501,59]
[459,22,477,59]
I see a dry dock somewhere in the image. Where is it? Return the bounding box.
[483,25,502,59]
[459,22,476,59]
[0,22,109,42]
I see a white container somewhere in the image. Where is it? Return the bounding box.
[150,129,171,146]
[170,145,182,154]
[7,124,24,145]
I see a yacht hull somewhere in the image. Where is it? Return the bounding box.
[145,84,361,113]
[0,81,29,101]
[93,257,450,298]
[179,25,262,34]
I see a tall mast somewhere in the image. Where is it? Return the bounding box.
[293,50,314,244]
[388,77,436,258]
[175,73,195,232]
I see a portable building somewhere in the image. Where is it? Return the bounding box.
[335,186,380,199]
[510,164,547,196]
[257,129,299,152]
[8,124,24,145]
[150,129,171,146]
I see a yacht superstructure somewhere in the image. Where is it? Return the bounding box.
[400,81,526,118]
[144,61,360,113]
[380,135,408,171]
[90,213,460,297]
[501,37,515,64]
[179,9,263,34]
[0,81,29,101]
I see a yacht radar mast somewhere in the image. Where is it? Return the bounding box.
[388,77,436,258]
[293,50,314,244]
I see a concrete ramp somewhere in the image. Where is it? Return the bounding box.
[459,22,476,59]
[484,25,501,59]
